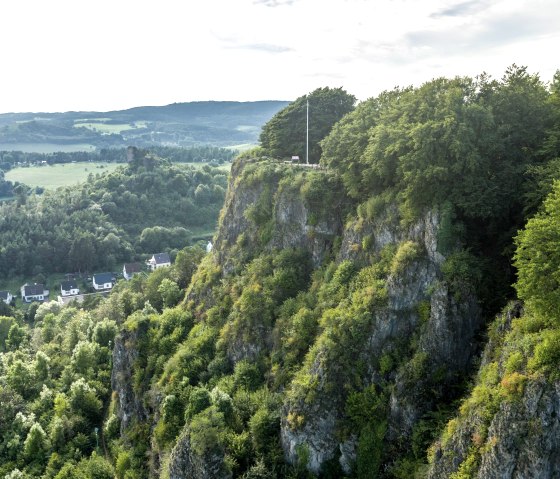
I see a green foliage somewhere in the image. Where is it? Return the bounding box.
[260,87,355,163]
[515,181,560,321]
[23,423,49,461]
[323,68,551,223]
[158,279,183,308]
[390,240,422,276]
[356,421,387,479]
[248,407,280,456]
[0,156,226,279]
[185,387,211,420]
[441,250,483,296]
[527,329,560,377]
[233,361,262,392]
[189,406,226,456]
[0,315,16,351]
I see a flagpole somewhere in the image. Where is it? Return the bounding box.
[306,97,309,165]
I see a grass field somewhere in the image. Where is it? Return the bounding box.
[0,143,96,153]
[5,162,123,188]
[5,161,231,189]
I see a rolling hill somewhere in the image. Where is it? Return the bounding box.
[0,100,289,151]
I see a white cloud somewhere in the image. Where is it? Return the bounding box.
[0,0,558,112]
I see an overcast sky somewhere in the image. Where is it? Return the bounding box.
[1,0,559,113]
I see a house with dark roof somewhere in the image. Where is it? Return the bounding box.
[0,290,13,305]
[92,273,114,291]
[21,283,49,303]
[147,253,171,271]
[123,262,143,280]
[60,280,79,297]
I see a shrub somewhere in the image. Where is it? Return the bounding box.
[390,241,421,276]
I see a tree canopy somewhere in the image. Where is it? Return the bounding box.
[259,87,356,163]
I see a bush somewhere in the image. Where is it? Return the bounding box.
[189,406,226,456]
[185,387,211,420]
[527,329,560,377]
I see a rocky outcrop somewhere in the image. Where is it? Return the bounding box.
[478,380,560,479]
[428,303,560,479]
[282,209,482,474]
[214,159,344,274]
[168,428,231,479]
[111,325,149,434]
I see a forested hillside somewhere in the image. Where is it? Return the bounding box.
[0,150,226,279]
[1,67,560,479]
[0,101,288,150]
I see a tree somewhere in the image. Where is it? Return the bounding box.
[23,422,50,461]
[172,245,205,289]
[0,316,15,351]
[514,181,560,321]
[69,233,97,272]
[158,279,182,308]
[260,87,355,163]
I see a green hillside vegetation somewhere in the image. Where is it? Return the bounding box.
[1,66,560,478]
[0,101,289,150]
[0,150,227,281]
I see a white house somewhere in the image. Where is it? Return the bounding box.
[147,253,171,271]
[60,280,80,297]
[21,283,49,303]
[92,273,114,291]
[0,291,13,305]
[123,263,142,280]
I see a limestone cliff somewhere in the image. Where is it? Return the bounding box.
[113,158,556,479]
[281,209,481,475]
[428,303,560,479]
[174,159,483,476]
[112,325,149,434]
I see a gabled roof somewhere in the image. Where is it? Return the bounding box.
[61,280,78,290]
[93,273,113,284]
[23,283,45,296]
[124,262,142,274]
[152,253,171,264]
[0,291,10,300]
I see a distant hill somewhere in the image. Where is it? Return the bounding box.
[0,100,289,152]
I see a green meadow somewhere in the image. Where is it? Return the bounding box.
[5,162,122,189]
[5,161,231,189]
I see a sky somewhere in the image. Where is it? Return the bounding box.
[1,0,559,113]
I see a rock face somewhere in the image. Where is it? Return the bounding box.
[185,159,484,475]
[281,209,482,474]
[477,380,560,479]
[111,325,149,434]
[168,428,231,479]
[114,158,555,478]
[428,303,560,479]
[214,159,345,275]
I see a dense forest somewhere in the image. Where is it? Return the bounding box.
[1,68,560,479]
[0,150,227,280]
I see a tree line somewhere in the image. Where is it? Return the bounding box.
[0,145,236,171]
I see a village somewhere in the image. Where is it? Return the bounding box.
[0,252,172,308]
